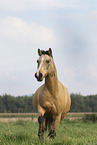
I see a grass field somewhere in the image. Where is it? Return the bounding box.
[0,118,97,145]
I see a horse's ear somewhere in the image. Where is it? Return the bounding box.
[48,48,52,57]
[38,49,42,56]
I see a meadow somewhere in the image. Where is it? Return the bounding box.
[0,113,97,145]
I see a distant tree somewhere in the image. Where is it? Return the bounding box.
[0,93,97,113]
[70,93,97,112]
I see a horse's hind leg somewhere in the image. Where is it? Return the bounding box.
[48,114,61,139]
[48,118,56,139]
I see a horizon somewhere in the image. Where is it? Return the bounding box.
[1,92,97,97]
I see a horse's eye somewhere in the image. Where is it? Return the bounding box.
[46,60,51,63]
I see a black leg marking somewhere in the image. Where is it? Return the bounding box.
[38,116,44,139]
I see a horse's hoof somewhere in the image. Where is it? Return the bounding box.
[39,136,44,140]
[38,133,44,140]
[48,130,56,139]
[39,136,43,140]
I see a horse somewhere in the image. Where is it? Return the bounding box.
[32,48,71,139]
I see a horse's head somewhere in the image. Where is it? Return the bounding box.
[35,48,54,82]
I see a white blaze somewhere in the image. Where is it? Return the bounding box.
[37,57,44,77]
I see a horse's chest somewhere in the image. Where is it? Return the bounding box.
[39,95,52,108]
[39,95,60,115]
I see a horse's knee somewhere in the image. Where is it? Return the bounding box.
[38,116,44,123]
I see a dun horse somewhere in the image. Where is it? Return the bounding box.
[33,48,71,139]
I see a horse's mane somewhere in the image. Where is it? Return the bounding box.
[41,50,53,58]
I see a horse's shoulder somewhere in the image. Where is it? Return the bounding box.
[58,80,66,90]
[57,80,70,99]
[33,84,45,97]
[33,84,45,109]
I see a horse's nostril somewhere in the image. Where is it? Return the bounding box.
[39,73,43,79]
[35,72,43,81]
[35,73,37,78]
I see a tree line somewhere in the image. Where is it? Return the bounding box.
[0,93,97,113]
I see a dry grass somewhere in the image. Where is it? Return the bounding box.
[0,113,38,119]
[0,112,97,117]
[0,112,97,123]
[0,118,32,123]
[0,113,37,116]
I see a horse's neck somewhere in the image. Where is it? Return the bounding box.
[45,68,58,96]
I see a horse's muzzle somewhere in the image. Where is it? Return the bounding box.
[35,72,43,82]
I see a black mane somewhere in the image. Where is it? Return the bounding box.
[41,50,53,57]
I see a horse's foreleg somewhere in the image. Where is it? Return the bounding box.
[38,115,44,139]
[38,105,45,139]
[48,114,61,138]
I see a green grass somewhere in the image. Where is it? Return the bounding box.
[0,120,97,145]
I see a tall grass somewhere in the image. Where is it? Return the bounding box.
[0,119,97,145]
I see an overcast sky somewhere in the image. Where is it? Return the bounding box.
[0,0,97,96]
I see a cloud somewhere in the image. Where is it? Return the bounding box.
[0,70,35,96]
[0,16,57,95]
[87,65,97,80]
[58,63,97,95]
[0,16,58,96]
[0,0,65,11]
[0,0,87,12]
[0,16,56,46]
[88,10,97,19]
[4,72,18,81]
[0,16,57,73]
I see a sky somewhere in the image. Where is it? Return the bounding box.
[0,0,97,96]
